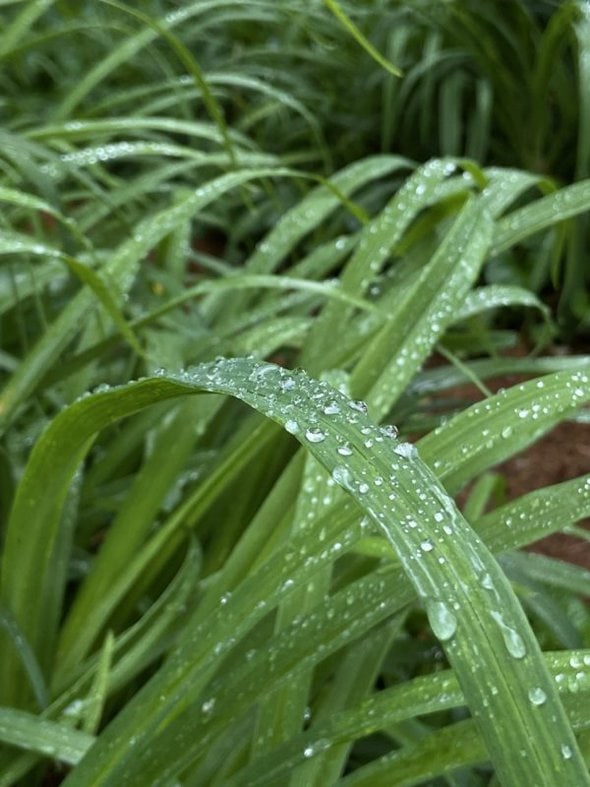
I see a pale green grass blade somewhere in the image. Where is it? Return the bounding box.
[356,470,590,566]
[335,720,495,786]
[502,551,590,600]
[408,354,590,397]
[0,707,93,767]
[493,178,590,254]
[476,474,590,555]
[301,160,479,374]
[0,0,55,56]
[0,185,64,221]
[340,692,590,787]
[209,154,410,323]
[352,197,492,417]
[8,358,582,784]
[81,631,113,735]
[481,167,549,217]
[0,166,293,433]
[0,260,64,318]
[140,273,381,317]
[226,650,590,786]
[0,230,63,259]
[323,0,402,78]
[51,0,279,119]
[500,558,584,649]
[456,284,550,321]
[26,116,249,148]
[419,367,590,493]
[99,0,238,167]
[61,256,143,356]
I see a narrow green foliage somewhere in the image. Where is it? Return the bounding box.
[1,2,589,785]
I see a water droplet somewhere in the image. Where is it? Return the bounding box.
[348,399,368,413]
[305,428,326,443]
[490,611,527,659]
[528,687,547,706]
[337,443,353,456]
[332,466,354,490]
[380,424,399,439]
[358,482,369,494]
[285,419,299,434]
[202,698,216,715]
[394,442,417,459]
[426,599,458,642]
[561,743,573,760]
[303,745,315,758]
[323,402,340,415]
[420,540,434,552]
[480,573,495,590]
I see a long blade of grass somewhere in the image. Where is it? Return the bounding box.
[227,650,590,786]
[419,366,590,493]
[323,0,403,77]
[0,708,93,767]
[3,358,584,784]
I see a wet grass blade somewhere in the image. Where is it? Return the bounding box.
[0,708,93,767]
[3,358,585,785]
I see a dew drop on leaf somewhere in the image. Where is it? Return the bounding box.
[394,442,417,459]
[332,466,354,491]
[305,428,326,443]
[490,611,527,659]
[528,687,547,706]
[426,599,458,642]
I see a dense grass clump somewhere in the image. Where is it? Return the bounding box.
[0,2,589,785]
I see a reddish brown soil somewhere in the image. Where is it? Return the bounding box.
[498,421,590,569]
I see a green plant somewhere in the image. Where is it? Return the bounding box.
[0,2,589,785]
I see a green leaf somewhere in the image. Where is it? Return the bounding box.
[3,359,584,785]
[0,707,93,766]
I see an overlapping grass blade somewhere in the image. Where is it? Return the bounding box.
[419,366,590,493]
[0,165,293,432]
[3,358,586,784]
[226,651,590,786]
[0,707,93,767]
